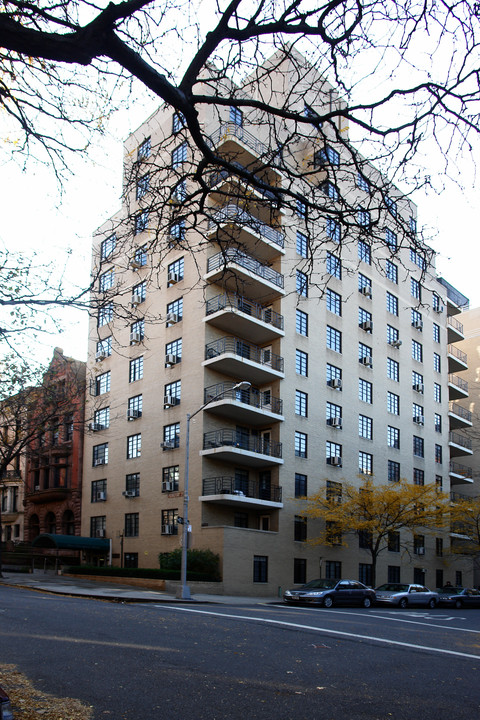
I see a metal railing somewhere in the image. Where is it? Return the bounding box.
[447,315,464,335]
[207,249,284,289]
[447,344,467,364]
[448,374,468,393]
[450,491,474,502]
[449,461,473,479]
[449,432,472,451]
[207,204,284,249]
[205,292,284,331]
[202,475,282,503]
[204,382,283,415]
[437,278,469,309]
[204,336,284,373]
[207,121,269,159]
[203,429,282,459]
[449,402,472,422]
[207,162,278,202]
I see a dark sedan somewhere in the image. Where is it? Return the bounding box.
[283,578,375,608]
[437,587,480,608]
[0,685,13,720]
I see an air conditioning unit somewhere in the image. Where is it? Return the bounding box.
[359,356,373,367]
[95,351,106,361]
[389,339,402,348]
[416,547,425,555]
[164,395,176,408]
[34,485,40,491]
[327,455,342,466]
[130,331,142,344]
[162,481,174,492]
[166,312,178,324]
[130,259,142,269]
[413,383,424,394]
[131,294,143,306]
[97,491,106,501]
[93,458,105,466]
[359,286,372,298]
[412,320,423,330]
[165,353,178,366]
[127,409,140,420]
[327,417,343,428]
[168,272,180,284]
[434,305,444,314]
[160,441,175,450]
[360,320,373,332]
[162,524,174,535]
[96,529,106,538]
[122,490,136,498]
[328,378,342,389]
[413,416,425,425]
[89,422,105,432]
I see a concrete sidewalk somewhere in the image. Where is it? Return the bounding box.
[0,570,281,606]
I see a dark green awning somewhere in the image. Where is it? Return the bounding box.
[32,534,110,552]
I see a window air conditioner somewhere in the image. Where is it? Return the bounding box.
[359,286,372,298]
[168,272,180,284]
[127,409,140,420]
[327,378,342,389]
[412,320,423,330]
[413,383,424,394]
[360,320,373,332]
[359,356,373,367]
[164,395,176,408]
[327,417,343,428]
[389,339,402,348]
[131,294,143,306]
[34,485,40,491]
[166,312,178,324]
[434,305,444,314]
[130,259,142,269]
[327,455,342,466]
[162,481,174,492]
[161,441,175,449]
[130,331,142,344]
[95,351,106,361]
[165,353,178,366]
[96,529,106,538]
[162,524,174,535]
[413,416,425,425]
[122,490,136,498]
[93,458,105,466]
[416,547,425,555]
[97,492,106,501]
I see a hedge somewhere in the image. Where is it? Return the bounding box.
[64,565,220,582]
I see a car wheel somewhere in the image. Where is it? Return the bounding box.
[323,596,334,608]
[399,598,408,609]
[428,598,437,609]
[455,599,463,609]
[362,597,372,608]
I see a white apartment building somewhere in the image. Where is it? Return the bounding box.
[82,49,472,595]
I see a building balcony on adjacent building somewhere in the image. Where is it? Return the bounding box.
[437,278,469,315]
[205,249,284,302]
[201,429,283,467]
[446,315,465,343]
[448,431,473,457]
[448,402,472,430]
[204,382,284,426]
[203,336,284,384]
[449,461,473,485]
[26,486,73,503]
[447,344,468,373]
[200,475,283,509]
[450,490,473,502]
[448,373,468,400]
[204,293,284,344]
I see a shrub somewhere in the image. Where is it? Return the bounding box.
[159,548,220,579]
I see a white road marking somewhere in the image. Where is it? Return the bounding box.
[157,606,480,660]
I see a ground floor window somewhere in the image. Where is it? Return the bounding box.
[294,558,306,585]
[324,560,341,579]
[388,565,400,584]
[359,563,373,586]
[436,569,443,589]
[124,553,138,568]
[253,555,268,583]
[455,571,462,587]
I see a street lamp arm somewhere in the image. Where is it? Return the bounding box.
[188,381,252,422]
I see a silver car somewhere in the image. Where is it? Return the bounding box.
[375,583,439,609]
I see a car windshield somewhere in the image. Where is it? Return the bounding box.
[376,583,409,592]
[438,587,462,595]
[302,579,337,590]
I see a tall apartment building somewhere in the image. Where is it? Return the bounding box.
[82,49,471,594]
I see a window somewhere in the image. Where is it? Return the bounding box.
[325,561,342,580]
[413,535,425,555]
[295,473,307,498]
[295,431,307,458]
[357,209,371,232]
[359,378,373,404]
[172,141,187,168]
[434,383,442,403]
[357,173,370,192]
[101,234,116,261]
[129,356,143,383]
[315,145,340,166]
[172,111,186,133]
[137,137,151,159]
[130,318,145,344]
[387,358,399,382]
[388,532,400,552]
[326,441,342,463]
[295,390,308,417]
[410,217,417,234]
[435,444,443,464]
[99,268,114,292]
[411,278,422,300]
[163,423,180,448]
[326,217,341,242]
[90,516,106,538]
[91,479,107,503]
[320,181,339,200]
[413,436,424,458]
[253,555,268,583]
[436,538,443,557]
[132,281,146,303]
[326,521,342,544]
[296,231,308,258]
[135,210,148,234]
[358,273,371,295]
[136,173,150,200]
[387,325,399,345]
[173,179,187,202]
[93,443,108,466]
[326,363,342,386]
[127,433,141,459]
[125,513,139,537]
[162,509,178,535]
[94,371,111,396]
[94,407,110,429]
[165,380,181,406]
[359,451,373,475]
[433,353,441,373]
[388,460,400,482]
[385,228,397,252]
[387,426,400,449]
[296,199,306,217]
[294,558,307,585]
[435,414,442,433]
[412,340,423,362]
[411,309,423,330]
[359,307,373,331]
[358,342,372,365]
[412,370,424,390]
[166,338,182,362]
[98,303,113,327]
[294,516,307,542]
[326,325,342,353]
[166,297,183,323]
[126,473,140,497]
[413,402,424,421]
[169,220,185,245]
[385,260,398,284]
[359,564,373,586]
[388,566,401,583]
[124,553,138,568]
[358,239,371,264]
[358,414,373,439]
[413,468,424,485]
[96,337,112,358]
[326,480,342,503]
[296,309,308,336]
[327,402,342,423]
[433,323,440,343]
[385,195,397,217]
[455,570,463,587]
[327,289,342,316]
[386,292,398,316]
[326,251,341,278]
[410,248,426,271]
[387,391,399,415]
[167,257,184,284]
[296,270,308,297]
[229,105,243,126]
[162,465,179,492]
[133,245,147,267]
[296,349,308,376]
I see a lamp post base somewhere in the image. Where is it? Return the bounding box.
[176,584,191,600]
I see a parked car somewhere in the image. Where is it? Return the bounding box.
[284,579,375,608]
[0,685,13,720]
[437,587,480,608]
[375,583,439,608]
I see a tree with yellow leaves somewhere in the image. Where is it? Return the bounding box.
[303,478,450,587]
[449,493,480,560]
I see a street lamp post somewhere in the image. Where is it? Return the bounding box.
[177,380,251,600]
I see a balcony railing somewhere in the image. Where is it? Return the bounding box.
[448,374,468,393]
[207,249,284,289]
[207,205,284,249]
[202,475,282,503]
[207,162,278,202]
[449,402,472,423]
[204,382,283,415]
[450,491,473,502]
[204,336,284,373]
[449,432,472,451]
[447,345,467,364]
[205,293,284,331]
[449,461,473,480]
[437,278,469,309]
[207,121,269,159]
[203,429,282,459]
[447,315,464,335]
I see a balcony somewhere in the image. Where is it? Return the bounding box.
[448,431,473,457]
[206,205,284,262]
[27,486,72,504]
[437,278,469,315]
[448,402,472,429]
[450,491,473,502]
[207,162,281,205]
[201,429,283,467]
[449,461,473,485]
[204,293,284,344]
[205,248,284,303]
[448,374,468,400]
[200,475,283,509]
[447,344,468,373]
[207,121,271,163]
[203,336,284,384]
[204,382,283,426]
[447,315,464,343]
